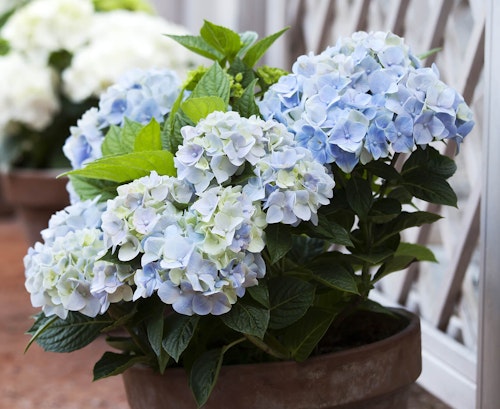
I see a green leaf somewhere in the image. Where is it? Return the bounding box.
[394,242,438,261]
[232,79,260,118]
[402,172,458,207]
[401,146,458,206]
[26,312,111,353]
[181,96,227,123]
[189,349,225,408]
[373,242,437,281]
[101,119,144,156]
[164,109,194,153]
[93,352,148,380]
[65,150,175,182]
[364,160,402,182]
[242,27,289,67]
[268,277,315,330]
[346,176,373,220]
[303,215,353,246]
[368,198,402,224]
[163,315,199,363]
[391,211,442,233]
[374,211,442,245]
[146,304,169,372]
[192,63,230,102]
[134,119,162,152]
[282,308,335,361]
[220,301,269,339]
[247,283,270,308]
[105,336,141,354]
[166,34,223,60]
[200,20,241,61]
[314,266,359,294]
[403,146,457,179]
[68,175,119,202]
[265,223,293,264]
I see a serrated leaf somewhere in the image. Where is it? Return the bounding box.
[373,242,437,281]
[200,20,241,61]
[189,349,224,408]
[93,352,148,380]
[163,315,199,363]
[314,266,359,294]
[346,176,373,220]
[181,96,227,123]
[232,79,260,118]
[391,211,442,233]
[268,277,315,329]
[265,223,293,264]
[368,198,402,224]
[26,312,111,353]
[146,304,169,372]
[364,160,402,182]
[304,215,353,247]
[166,34,223,60]
[134,119,162,152]
[403,146,457,179]
[242,27,289,67]
[247,283,270,308]
[65,150,175,182]
[282,308,335,361]
[192,63,230,103]
[402,172,458,207]
[68,174,119,202]
[395,242,438,261]
[220,301,269,339]
[101,119,143,156]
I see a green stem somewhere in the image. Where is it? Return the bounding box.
[244,334,290,360]
[222,337,247,354]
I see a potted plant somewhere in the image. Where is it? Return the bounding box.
[23,22,474,408]
[0,0,199,243]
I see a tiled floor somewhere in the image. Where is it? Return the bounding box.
[0,218,451,409]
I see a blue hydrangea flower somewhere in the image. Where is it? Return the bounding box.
[63,68,182,169]
[259,31,475,172]
[24,199,133,318]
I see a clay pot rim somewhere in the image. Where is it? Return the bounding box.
[130,307,419,375]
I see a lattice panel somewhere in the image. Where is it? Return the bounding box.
[275,1,485,407]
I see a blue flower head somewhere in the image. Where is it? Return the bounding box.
[259,31,475,171]
[64,68,182,170]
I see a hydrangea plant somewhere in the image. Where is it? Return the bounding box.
[0,0,198,169]
[24,22,474,407]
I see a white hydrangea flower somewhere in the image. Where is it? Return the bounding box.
[0,54,59,133]
[1,0,93,63]
[62,10,197,102]
[24,228,108,319]
[101,171,194,260]
[175,111,295,193]
[25,198,134,318]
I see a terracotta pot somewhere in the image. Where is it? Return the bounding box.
[1,169,70,244]
[123,309,421,409]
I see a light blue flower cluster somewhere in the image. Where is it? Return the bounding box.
[63,68,181,169]
[27,90,337,318]
[259,31,475,172]
[96,112,334,316]
[100,171,266,315]
[24,198,134,319]
[175,111,335,226]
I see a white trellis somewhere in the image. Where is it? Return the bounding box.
[151,1,491,407]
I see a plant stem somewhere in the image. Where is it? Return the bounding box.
[244,334,290,360]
